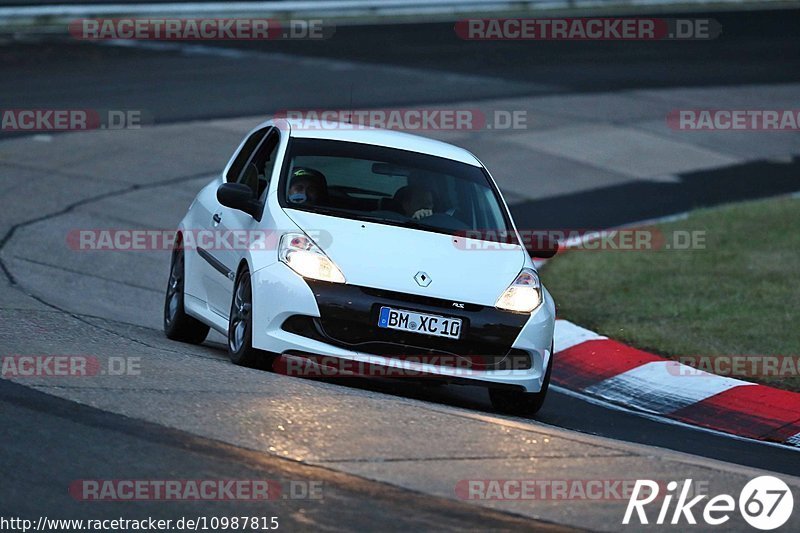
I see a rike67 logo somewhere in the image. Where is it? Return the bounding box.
[624,476,793,530]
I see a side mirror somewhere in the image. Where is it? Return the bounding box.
[217,183,259,217]
[525,237,559,259]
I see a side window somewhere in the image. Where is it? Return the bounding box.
[225,127,270,183]
[252,131,280,199]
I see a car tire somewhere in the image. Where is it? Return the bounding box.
[164,245,210,344]
[227,267,270,368]
[489,344,553,416]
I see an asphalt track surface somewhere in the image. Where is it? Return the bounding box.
[1,9,800,531]
[0,379,567,531]
[3,10,799,122]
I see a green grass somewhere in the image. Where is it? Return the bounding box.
[541,196,800,391]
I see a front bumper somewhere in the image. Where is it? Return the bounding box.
[251,262,555,392]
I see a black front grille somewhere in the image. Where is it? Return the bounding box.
[359,286,483,312]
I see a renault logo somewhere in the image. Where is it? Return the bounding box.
[414,271,432,287]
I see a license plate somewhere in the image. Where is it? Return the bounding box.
[378,307,462,339]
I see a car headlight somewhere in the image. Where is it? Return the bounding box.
[495,268,542,313]
[279,233,346,283]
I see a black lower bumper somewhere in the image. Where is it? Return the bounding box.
[281,280,531,370]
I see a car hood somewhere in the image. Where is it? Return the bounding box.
[285,209,526,307]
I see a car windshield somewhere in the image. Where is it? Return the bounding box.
[281,138,512,238]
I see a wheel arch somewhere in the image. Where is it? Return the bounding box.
[235,258,252,282]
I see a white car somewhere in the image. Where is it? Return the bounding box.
[164,119,557,415]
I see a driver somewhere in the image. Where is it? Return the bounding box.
[287,167,328,206]
[397,185,434,220]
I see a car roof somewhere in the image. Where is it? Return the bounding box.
[276,118,483,167]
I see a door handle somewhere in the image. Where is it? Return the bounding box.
[212,213,222,224]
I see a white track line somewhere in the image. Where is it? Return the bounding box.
[553,319,606,352]
[584,361,754,414]
[551,384,800,452]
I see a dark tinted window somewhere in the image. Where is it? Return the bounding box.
[280,139,512,237]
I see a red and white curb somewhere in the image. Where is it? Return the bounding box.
[553,319,800,448]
